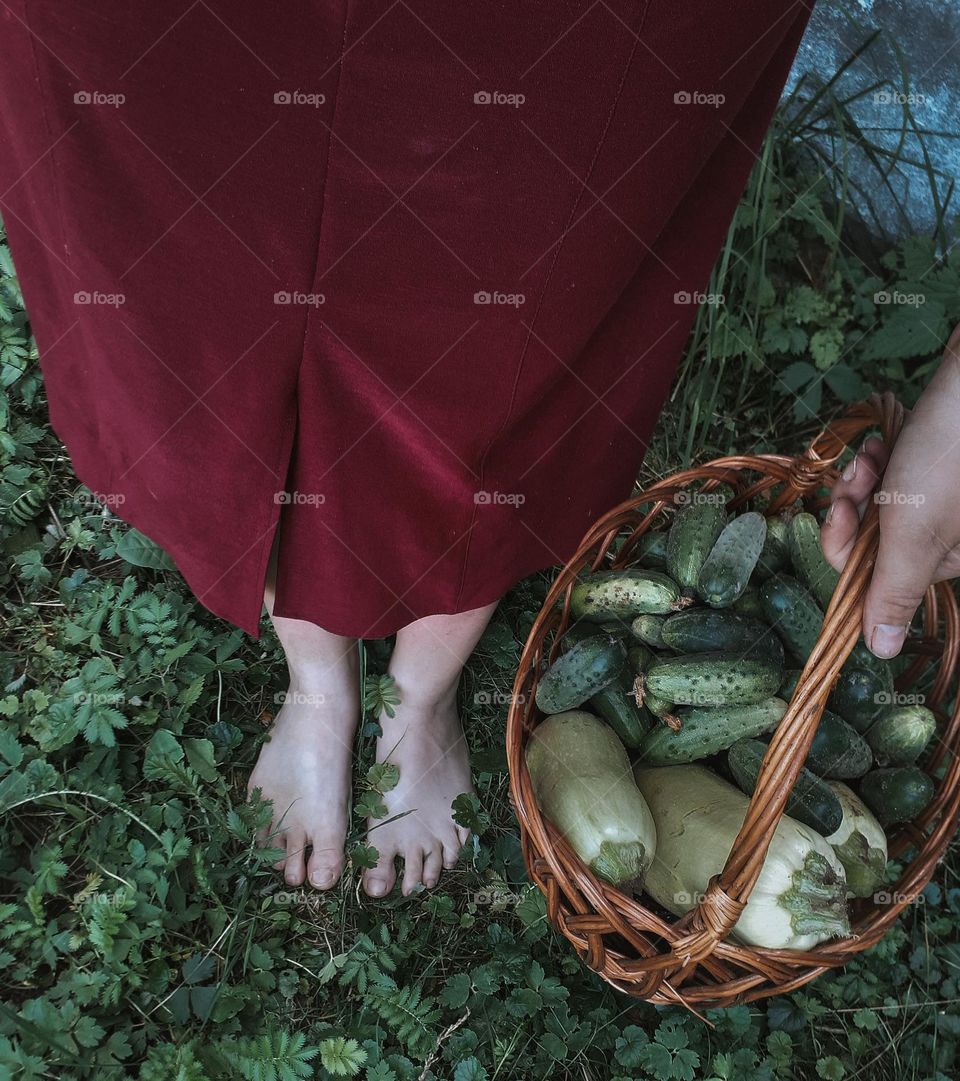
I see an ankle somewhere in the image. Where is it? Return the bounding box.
[384,678,459,719]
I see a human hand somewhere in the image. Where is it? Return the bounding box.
[820,324,960,659]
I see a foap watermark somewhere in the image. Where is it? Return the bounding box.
[474,490,525,506]
[271,889,325,910]
[77,490,126,509]
[74,290,125,307]
[73,691,126,706]
[873,890,924,906]
[473,90,525,108]
[874,489,925,507]
[74,90,125,107]
[474,690,526,707]
[673,90,725,108]
[474,290,525,307]
[472,888,522,907]
[274,490,326,506]
[275,290,325,307]
[674,290,724,306]
[874,90,926,106]
[274,90,326,107]
[874,690,926,707]
[274,690,326,706]
[674,489,726,506]
[874,290,926,307]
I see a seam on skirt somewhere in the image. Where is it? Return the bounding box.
[250,1,352,637]
[452,0,655,610]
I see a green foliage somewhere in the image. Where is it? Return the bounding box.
[3,24,960,1081]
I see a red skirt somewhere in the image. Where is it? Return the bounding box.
[0,1,813,638]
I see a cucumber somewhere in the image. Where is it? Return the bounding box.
[865,705,936,766]
[631,613,669,649]
[779,668,801,701]
[626,643,655,673]
[661,609,772,653]
[643,651,782,707]
[561,619,629,648]
[732,584,766,619]
[644,691,679,728]
[789,512,841,611]
[806,710,873,779]
[754,514,791,581]
[728,737,843,835]
[760,574,824,663]
[636,530,668,568]
[697,512,767,608]
[665,496,728,592]
[829,667,892,734]
[859,766,934,827]
[570,569,682,621]
[589,669,654,749]
[639,697,787,765]
[847,641,895,685]
[536,634,626,714]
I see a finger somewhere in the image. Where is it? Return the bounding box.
[829,445,885,515]
[863,516,944,659]
[820,496,861,571]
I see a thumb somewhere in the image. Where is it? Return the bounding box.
[862,512,941,659]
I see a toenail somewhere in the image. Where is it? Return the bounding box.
[311,870,333,887]
[424,877,437,888]
[367,879,386,896]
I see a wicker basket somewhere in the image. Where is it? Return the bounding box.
[507,392,960,1008]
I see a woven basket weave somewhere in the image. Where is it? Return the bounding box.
[507,392,960,1008]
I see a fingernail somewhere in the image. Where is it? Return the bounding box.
[841,455,858,482]
[825,502,835,525]
[870,623,909,658]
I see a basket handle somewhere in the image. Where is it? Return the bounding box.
[673,392,907,959]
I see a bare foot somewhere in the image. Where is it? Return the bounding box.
[363,688,473,897]
[248,660,359,889]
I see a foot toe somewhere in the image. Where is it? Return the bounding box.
[307,844,343,890]
[442,835,462,869]
[401,848,425,896]
[363,847,397,897]
[422,845,443,889]
[283,831,308,886]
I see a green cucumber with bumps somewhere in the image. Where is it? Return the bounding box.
[865,705,936,766]
[631,613,669,649]
[806,709,873,779]
[638,697,787,765]
[643,650,782,707]
[589,669,654,748]
[697,512,767,608]
[760,574,824,663]
[754,514,791,581]
[859,766,934,827]
[660,609,783,665]
[636,531,668,568]
[536,634,626,714]
[732,584,766,619]
[789,512,841,610]
[665,496,728,592]
[728,737,843,835]
[644,691,679,727]
[570,569,682,621]
[829,667,892,733]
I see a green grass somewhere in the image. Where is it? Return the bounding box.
[2,25,960,1081]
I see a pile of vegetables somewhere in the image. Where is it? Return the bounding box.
[526,487,938,952]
